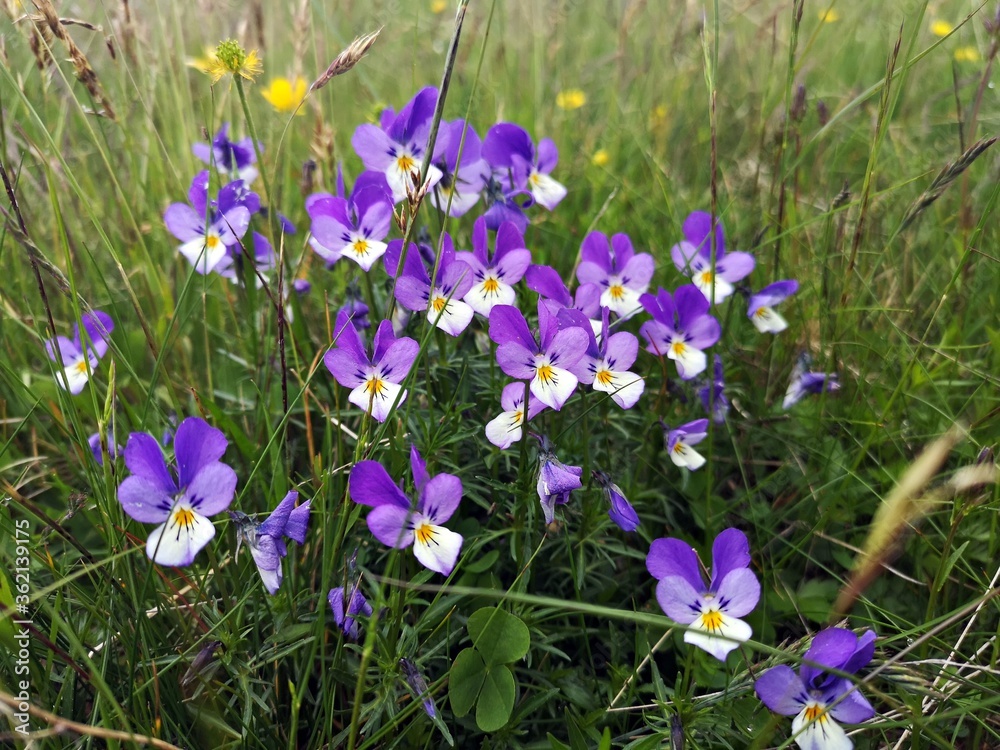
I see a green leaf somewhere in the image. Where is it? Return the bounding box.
[465,548,500,573]
[547,734,572,750]
[467,607,530,666]
[448,647,486,718]
[598,727,612,750]
[476,664,515,732]
[933,541,970,593]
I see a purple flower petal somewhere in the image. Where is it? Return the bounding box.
[536,138,559,173]
[117,475,173,523]
[174,417,229,489]
[800,629,862,687]
[164,203,204,243]
[842,630,877,674]
[352,123,395,171]
[826,681,876,724]
[579,232,612,277]
[284,501,311,544]
[366,504,415,548]
[654,576,701,624]
[496,341,537,380]
[374,335,419,384]
[603,331,639,371]
[420,473,463,524]
[709,528,752,590]
[184,461,237,516]
[682,211,726,257]
[258,490,298,538]
[647,537,704,592]
[525,265,572,307]
[754,665,807,716]
[482,123,534,171]
[349,461,409,508]
[714,568,760,618]
[489,305,536,351]
[620,252,655,289]
[717,251,755,283]
[124,432,176,492]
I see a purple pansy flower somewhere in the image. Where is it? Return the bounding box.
[455,217,531,317]
[755,628,877,750]
[663,418,709,471]
[45,311,114,395]
[483,123,567,210]
[192,122,258,185]
[749,279,799,333]
[593,470,639,532]
[348,446,464,576]
[306,172,394,271]
[698,354,729,424]
[88,429,120,465]
[338,284,371,330]
[324,312,419,423]
[525,264,602,333]
[783,354,840,409]
[399,657,437,719]
[329,583,373,640]
[230,490,311,595]
[482,175,531,234]
[671,211,755,304]
[647,528,760,661]
[488,301,590,410]
[212,231,277,286]
[535,435,583,524]
[639,285,721,379]
[117,417,237,566]
[292,278,311,295]
[485,382,548,450]
[576,231,655,319]
[429,119,489,217]
[164,171,253,275]
[571,307,644,409]
[352,87,448,204]
[385,235,475,336]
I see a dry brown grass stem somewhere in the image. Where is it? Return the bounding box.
[310,27,382,93]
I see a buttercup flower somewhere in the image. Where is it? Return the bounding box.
[783,354,840,409]
[576,231,655,319]
[230,490,311,594]
[556,89,587,110]
[671,211,755,304]
[639,285,721,379]
[483,122,567,210]
[663,419,709,471]
[329,583,372,640]
[45,311,114,395]
[485,382,547,450]
[748,280,799,333]
[324,311,419,423]
[262,76,307,113]
[192,123,258,185]
[930,19,953,37]
[536,435,583,524]
[117,417,237,566]
[755,628,877,750]
[593,470,639,531]
[592,149,610,167]
[207,39,262,83]
[647,528,760,660]
[349,446,464,575]
[386,235,475,336]
[455,217,531,317]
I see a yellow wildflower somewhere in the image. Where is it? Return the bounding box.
[954,46,981,62]
[819,8,839,23]
[930,20,953,37]
[187,47,220,75]
[431,0,448,12]
[206,39,263,84]
[592,149,610,167]
[262,76,308,114]
[556,89,587,110]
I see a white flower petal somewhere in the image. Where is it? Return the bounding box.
[667,339,708,379]
[592,368,644,409]
[751,306,789,334]
[465,276,516,317]
[145,506,216,566]
[178,235,228,275]
[693,271,735,304]
[485,409,524,450]
[57,356,92,395]
[427,294,475,336]
[528,171,567,210]
[430,186,480,217]
[791,704,853,750]
[600,283,643,319]
[683,609,751,661]
[531,362,578,410]
[412,520,463,575]
[669,441,706,470]
[349,377,406,423]
[342,237,388,272]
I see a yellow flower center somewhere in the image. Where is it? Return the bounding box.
[352,239,370,257]
[414,522,435,545]
[482,276,501,296]
[172,507,196,529]
[596,369,614,387]
[699,270,714,285]
[755,307,770,318]
[396,154,416,173]
[536,363,555,384]
[529,172,540,187]
[75,360,89,374]
[803,703,826,723]
[432,296,447,313]
[672,442,686,454]
[699,608,723,632]
[206,234,220,249]
[671,341,687,357]
[608,283,625,300]
[364,376,387,397]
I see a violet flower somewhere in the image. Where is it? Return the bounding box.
[755,628,877,750]
[164,171,252,275]
[483,123,567,210]
[783,354,840,409]
[536,435,583,524]
[192,122,258,185]
[88,429,120,466]
[482,175,531,234]
[748,279,799,333]
[230,490,311,595]
[576,231,655,319]
[429,119,489,217]
[571,306,644,409]
[647,528,760,661]
[329,583,372,640]
[348,446,464,575]
[399,658,437,719]
[525,264,602,333]
[485,382,547,450]
[671,211,755,304]
[292,278,311,295]
[639,285,721,379]
[45,311,114,395]
[455,217,531,317]
[488,301,590,410]
[386,235,475,336]
[338,284,371,330]
[697,354,729,424]
[117,417,237,566]
[352,87,447,204]
[324,311,419,423]
[213,231,277,286]
[593,470,639,531]
[306,171,393,271]
[663,418,709,471]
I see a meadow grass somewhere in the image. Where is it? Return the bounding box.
[1,0,998,747]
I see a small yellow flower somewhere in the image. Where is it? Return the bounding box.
[954,46,981,62]
[206,39,263,84]
[650,104,668,129]
[187,47,220,75]
[262,76,308,114]
[556,89,587,110]
[431,0,448,12]
[591,149,609,167]
[819,8,840,22]
[930,20,954,37]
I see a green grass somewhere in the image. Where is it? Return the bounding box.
[1,0,999,748]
